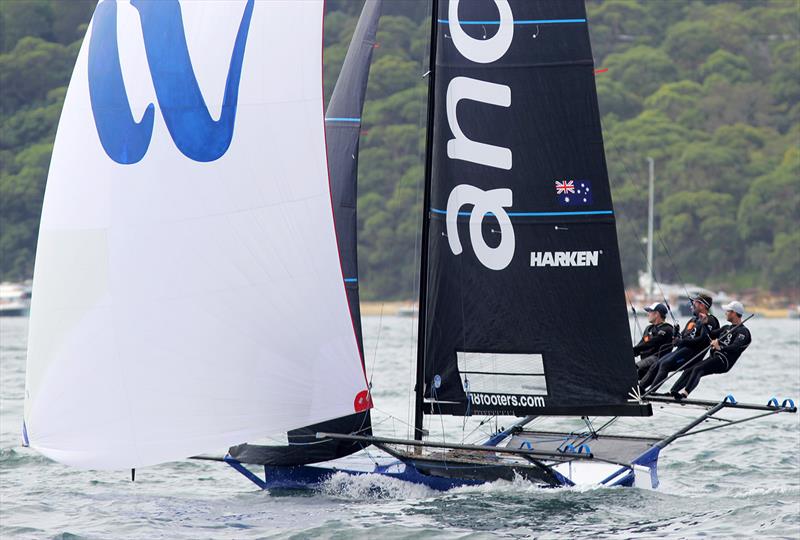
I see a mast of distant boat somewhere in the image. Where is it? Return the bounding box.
[646,156,655,297]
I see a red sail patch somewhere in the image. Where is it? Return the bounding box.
[354,389,373,412]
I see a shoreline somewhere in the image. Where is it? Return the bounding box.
[360,301,797,319]
[359,301,414,316]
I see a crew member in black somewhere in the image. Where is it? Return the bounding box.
[633,302,675,378]
[639,294,719,393]
[670,301,751,399]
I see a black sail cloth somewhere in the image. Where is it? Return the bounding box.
[229,0,381,466]
[421,0,649,417]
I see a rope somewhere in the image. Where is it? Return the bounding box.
[404,28,434,440]
[461,415,496,445]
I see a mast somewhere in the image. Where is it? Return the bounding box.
[414,0,439,441]
[646,156,655,297]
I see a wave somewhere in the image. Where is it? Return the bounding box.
[317,471,437,500]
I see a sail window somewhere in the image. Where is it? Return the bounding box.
[457,352,548,396]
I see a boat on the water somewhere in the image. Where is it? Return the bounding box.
[0,282,31,317]
[396,303,419,317]
[22,0,795,491]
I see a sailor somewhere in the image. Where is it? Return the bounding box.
[670,301,751,399]
[633,302,675,378]
[638,294,719,393]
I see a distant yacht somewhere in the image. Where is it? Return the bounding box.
[0,282,31,317]
[397,303,419,317]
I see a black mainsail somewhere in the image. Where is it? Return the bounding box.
[228,0,381,466]
[417,0,650,421]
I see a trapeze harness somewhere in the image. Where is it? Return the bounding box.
[633,322,676,378]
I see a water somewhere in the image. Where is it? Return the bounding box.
[1,315,799,539]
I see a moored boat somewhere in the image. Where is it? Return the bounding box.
[0,282,31,317]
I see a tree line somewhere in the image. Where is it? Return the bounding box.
[1,0,798,300]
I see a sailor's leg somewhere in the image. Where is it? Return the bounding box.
[681,366,706,395]
[683,354,730,395]
[636,355,659,379]
[646,349,688,391]
[669,367,693,394]
[640,349,677,390]
[638,356,664,390]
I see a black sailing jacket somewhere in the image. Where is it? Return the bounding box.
[710,324,751,367]
[676,314,720,354]
[632,322,675,359]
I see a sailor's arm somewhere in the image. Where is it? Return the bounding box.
[718,328,751,356]
[631,325,651,356]
[678,319,709,347]
[646,325,674,351]
[708,326,724,340]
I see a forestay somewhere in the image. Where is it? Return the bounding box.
[24,0,369,470]
[421,0,648,417]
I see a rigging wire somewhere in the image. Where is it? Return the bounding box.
[597,138,688,326]
[606,146,694,306]
[602,151,681,327]
[367,302,385,391]
[461,415,496,445]
[405,22,434,440]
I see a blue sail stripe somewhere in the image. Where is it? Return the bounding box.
[326,117,362,122]
[431,208,613,217]
[438,18,586,25]
[343,278,358,283]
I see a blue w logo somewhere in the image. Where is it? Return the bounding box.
[88,0,254,164]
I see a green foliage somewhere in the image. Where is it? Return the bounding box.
[768,231,800,291]
[699,50,751,84]
[0,0,54,52]
[0,0,798,298]
[644,81,703,125]
[737,146,800,245]
[603,46,678,98]
[0,37,76,114]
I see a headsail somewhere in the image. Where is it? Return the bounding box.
[229,0,382,466]
[325,0,382,359]
[24,0,370,470]
[419,0,650,417]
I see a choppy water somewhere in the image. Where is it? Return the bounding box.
[1,315,798,539]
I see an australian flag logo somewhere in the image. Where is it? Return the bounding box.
[555,179,592,206]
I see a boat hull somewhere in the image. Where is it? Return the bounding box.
[227,445,659,491]
[0,306,29,317]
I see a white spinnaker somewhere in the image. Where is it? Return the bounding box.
[23,0,369,470]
